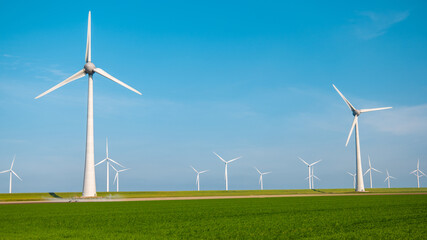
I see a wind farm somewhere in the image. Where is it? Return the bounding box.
[1,2,427,240]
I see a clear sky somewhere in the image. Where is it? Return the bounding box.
[0,1,426,193]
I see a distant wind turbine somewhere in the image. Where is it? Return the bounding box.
[347,172,356,189]
[111,165,130,192]
[298,157,321,189]
[95,138,125,192]
[213,152,241,191]
[310,167,320,189]
[333,84,392,192]
[364,155,381,189]
[191,166,208,191]
[410,159,426,188]
[255,167,271,190]
[384,169,396,189]
[0,155,22,193]
[35,11,141,197]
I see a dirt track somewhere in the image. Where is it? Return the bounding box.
[1,192,426,205]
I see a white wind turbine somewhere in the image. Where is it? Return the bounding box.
[95,138,125,192]
[0,156,22,193]
[35,11,141,197]
[347,172,356,189]
[364,155,381,189]
[333,84,392,192]
[384,169,396,189]
[410,159,426,188]
[111,165,130,192]
[213,152,241,191]
[190,166,208,191]
[255,167,271,190]
[298,157,321,189]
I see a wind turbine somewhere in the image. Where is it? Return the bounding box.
[364,155,381,189]
[213,152,241,191]
[384,169,396,189]
[111,165,130,192]
[298,157,321,189]
[255,167,271,190]
[0,155,22,193]
[333,84,392,192]
[190,166,208,191]
[95,138,125,192]
[35,11,141,197]
[410,159,426,188]
[347,172,356,189]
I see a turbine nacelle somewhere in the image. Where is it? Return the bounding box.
[352,109,361,116]
[84,62,96,75]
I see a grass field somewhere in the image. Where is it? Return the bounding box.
[0,188,426,201]
[0,194,426,239]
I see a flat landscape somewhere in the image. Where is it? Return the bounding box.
[0,193,426,239]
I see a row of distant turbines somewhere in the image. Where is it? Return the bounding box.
[2,11,421,196]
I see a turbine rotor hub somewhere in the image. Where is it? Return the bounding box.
[84,62,96,75]
[352,109,361,116]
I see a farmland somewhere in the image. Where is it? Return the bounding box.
[0,194,426,239]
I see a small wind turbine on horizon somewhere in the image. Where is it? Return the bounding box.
[0,156,22,193]
[111,165,129,192]
[333,84,392,192]
[95,138,125,192]
[298,157,321,189]
[347,172,356,189]
[364,155,381,189]
[35,11,141,197]
[213,152,241,191]
[410,159,426,188]
[190,166,208,191]
[255,167,271,190]
[384,169,396,189]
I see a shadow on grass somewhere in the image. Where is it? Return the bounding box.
[49,192,62,199]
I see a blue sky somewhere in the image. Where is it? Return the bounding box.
[0,1,426,193]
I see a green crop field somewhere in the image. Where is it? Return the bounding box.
[0,194,426,239]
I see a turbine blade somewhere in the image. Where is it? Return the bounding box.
[410,170,417,174]
[311,160,322,166]
[332,84,356,112]
[85,11,91,63]
[118,168,130,172]
[227,156,241,163]
[264,172,272,175]
[113,173,118,184]
[346,116,358,147]
[10,155,15,170]
[364,169,370,176]
[35,69,86,99]
[360,107,392,113]
[372,168,381,173]
[255,167,261,174]
[213,152,226,163]
[110,164,118,172]
[419,170,426,176]
[94,68,142,95]
[12,170,22,181]
[390,176,396,179]
[95,158,107,167]
[313,175,320,180]
[199,170,208,174]
[298,157,309,166]
[0,170,9,174]
[384,178,388,182]
[190,166,198,173]
[108,158,125,168]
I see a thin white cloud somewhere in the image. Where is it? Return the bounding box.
[352,10,409,40]
[364,104,427,135]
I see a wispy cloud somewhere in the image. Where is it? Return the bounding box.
[352,10,409,40]
[364,104,427,135]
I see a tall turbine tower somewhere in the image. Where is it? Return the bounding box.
[298,157,321,189]
[410,160,426,188]
[95,138,125,192]
[333,84,391,192]
[190,166,208,191]
[255,167,271,190]
[213,152,241,191]
[364,155,381,189]
[384,169,396,188]
[35,12,141,197]
[0,156,22,193]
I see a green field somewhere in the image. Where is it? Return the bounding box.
[0,194,426,239]
[0,188,426,201]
